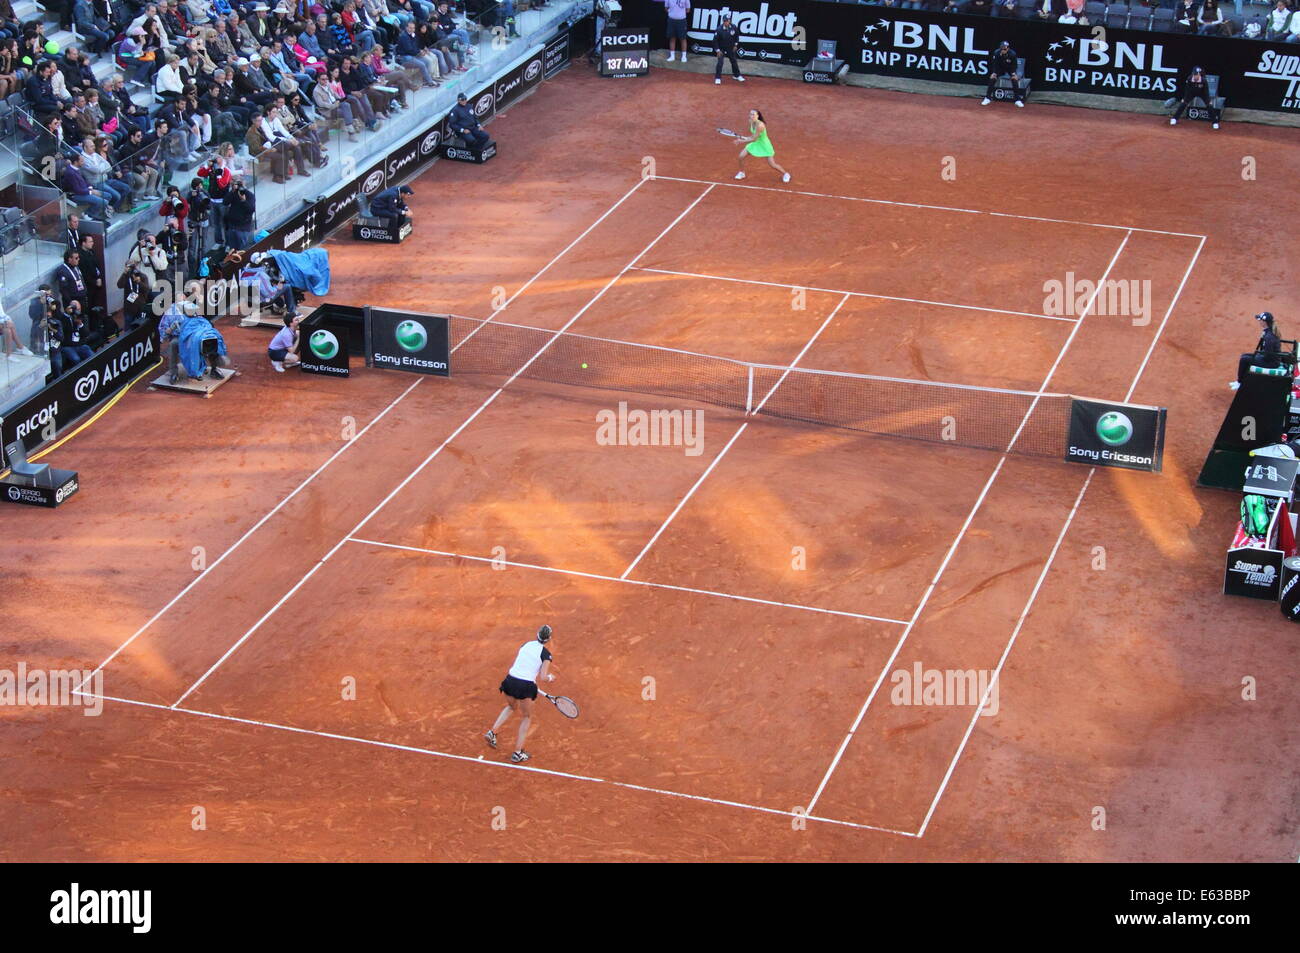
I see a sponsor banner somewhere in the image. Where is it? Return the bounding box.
[628,0,1300,111]
[1065,398,1166,472]
[544,28,571,78]
[496,53,546,112]
[0,320,160,468]
[601,24,650,77]
[0,470,80,508]
[1224,548,1284,599]
[364,307,451,377]
[299,322,351,377]
[1242,457,1299,498]
[352,221,412,243]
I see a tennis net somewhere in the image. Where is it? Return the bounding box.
[444,315,1072,458]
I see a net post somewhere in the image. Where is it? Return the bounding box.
[746,365,754,414]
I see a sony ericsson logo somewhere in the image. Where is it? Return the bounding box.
[1095,411,1134,447]
[394,319,428,353]
[73,369,100,401]
[525,59,542,81]
[308,329,339,360]
[420,130,441,155]
[362,169,386,194]
[474,92,494,117]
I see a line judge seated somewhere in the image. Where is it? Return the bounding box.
[448,92,490,152]
[367,184,414,232]
[1232,311,1285,391]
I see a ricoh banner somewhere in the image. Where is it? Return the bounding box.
[632,0,1300,112]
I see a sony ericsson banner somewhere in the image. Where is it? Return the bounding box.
[0,319,160,468]
[628,0,1300,112]
[1065,398,1166,472]
[364,307,450,377]
[299,322,351,377]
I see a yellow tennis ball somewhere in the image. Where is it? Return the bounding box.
[581,363,588,369]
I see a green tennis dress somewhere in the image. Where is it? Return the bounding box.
[745,121,775,158]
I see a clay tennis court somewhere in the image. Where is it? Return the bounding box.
[4,66,1296,862]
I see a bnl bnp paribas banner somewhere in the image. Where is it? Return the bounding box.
[636,0,1300,111]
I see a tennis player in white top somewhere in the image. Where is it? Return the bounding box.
[485,625,558,763]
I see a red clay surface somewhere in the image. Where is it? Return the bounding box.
[2,66,1297,861]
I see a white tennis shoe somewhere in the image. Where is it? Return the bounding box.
[735,171,746,180]
[735,75,745,82]
[715,77,721,84]
[782,173,790,182]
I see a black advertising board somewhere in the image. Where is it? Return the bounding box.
[364,307,450,377]
[1224,546,1284,599]
[545,28,572,78]
[0,320,160,468]
[625,0,1300,112]
[602,26,651,78]
[495,51,545,112]
[299,322,351,377]
[1064,398,1167,472]
[0,469,80,508]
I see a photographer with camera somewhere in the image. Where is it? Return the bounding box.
[197,152,235,247]
[225,180,257,250]
[157,215,189,278]
[28,284,56,356]
[186,175,212,275]
[118,259,152,332]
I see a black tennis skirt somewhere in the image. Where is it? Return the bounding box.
[499,675,538,700]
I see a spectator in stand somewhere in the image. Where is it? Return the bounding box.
[60,47,98,92]
[248,3,276,48]
[365,44,424,102]
[155,52,186,104]
[71,0,112,54]
[95,136,141,206]
[81,135,133,210]
[1198,0,1231,33]
[117,260,151,332]
[232,55,279,108]
[121,126,164,201]
[449,91,489,149]
[25,61,62,115]
[207,21,236,67]
[247,108,301,182]
[416,19,457,76]
[0,0,18,42]
[224,180,257,250]
[28,284,55,356]
[279,91,327,161]
[1174,0,1199,32]
[103,73,155,134]
[340,54,396,118]
[314,67,361,138]
[397,20,442,84]
[1265,0,1293,40]
[342,0,377,52]
[1285,4,1300,39]
[118,26,156,88]
[0,39,20,100]
[53,300,96,370]
[153,118,195,188]
[61,152,113,222]
[267,38,314,90]
[435,2,473,58]
[0,288,36,363]
[965,0,994,14]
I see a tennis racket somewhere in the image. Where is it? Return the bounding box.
[540,691,579,719]
[716,126,743,140]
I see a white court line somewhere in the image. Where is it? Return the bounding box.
[915,235,1207,836]
[916,470,1094,838]
[347,537,909,626]
[71,377,424,694]
[74,178,652,697]
[74,690,918,838]
[620,292,852,581]
[650,175,1207,239]
[632,266,1078,325]
[172,186,719,708]
[804,231,1132,816]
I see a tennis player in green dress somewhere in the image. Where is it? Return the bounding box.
[735,109,790,182]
